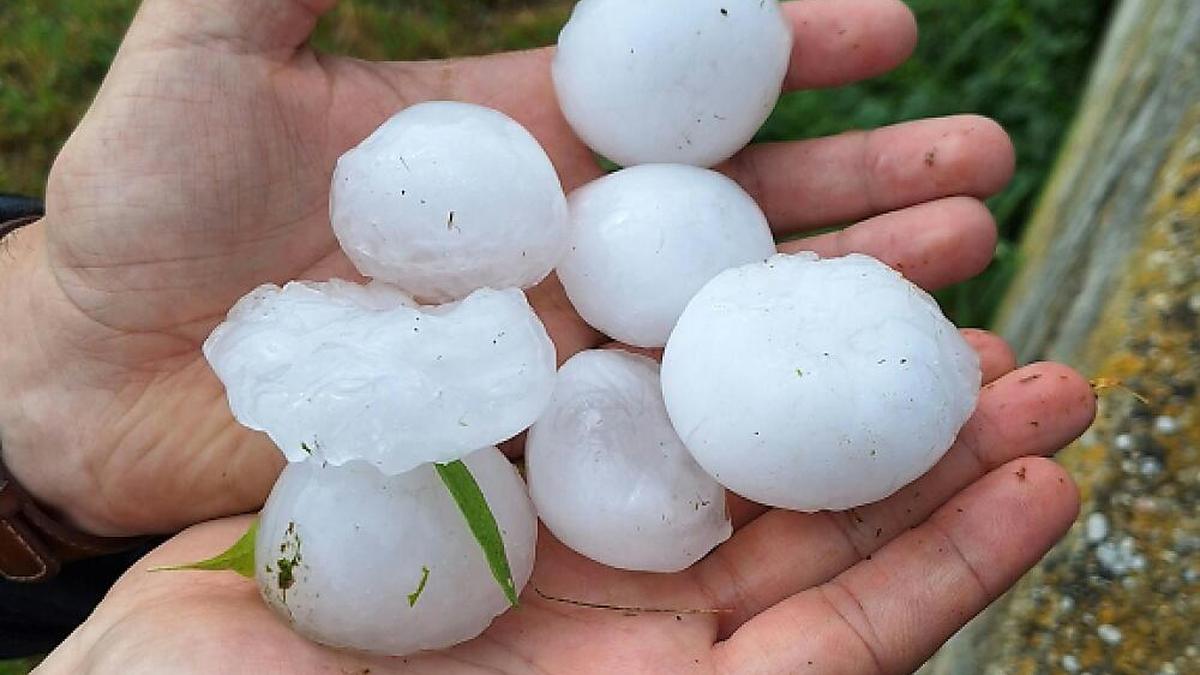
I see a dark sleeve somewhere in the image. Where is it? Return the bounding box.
[0,194,44,226]
[0,543,162,658]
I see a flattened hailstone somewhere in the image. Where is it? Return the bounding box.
[557,164,776,347]
[203,279,556,474]
[661,253,981,512]
[552,0,792,167]
[256,447,537,656]
[330,101,569,302]
[526,350,731,573]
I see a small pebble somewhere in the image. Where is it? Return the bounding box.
[1085,512,1109,543]
[1114,433,1136,451]
[1154,415,1180,435]
[1096,537,1143,576]
[1061,654,1081,673]
[1167,264,1191,287]
[1174,529,1200,553]
[1139,457,1163,476]
[1134,496,1159,513]
[1147,250,1173,267]
[1097,624,1123,645]
[1059,596,1075,612]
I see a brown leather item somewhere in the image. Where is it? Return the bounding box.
[0,456,147,582]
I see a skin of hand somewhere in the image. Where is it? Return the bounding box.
[5,1,1099,672]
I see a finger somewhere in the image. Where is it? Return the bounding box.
[779,196,999,291]
[537,195,1003,373]
[699,363,1095,635]
[367,0,916,188]
[961,329,1017,385]
[130,0,339,54]
[714,458,1079,674]
[427,0,917,108]
[721,115,1016,234]
[780,0,918,90]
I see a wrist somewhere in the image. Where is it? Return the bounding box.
[0,218,106,534]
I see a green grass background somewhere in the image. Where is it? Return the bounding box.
[0,0,1109,667]
[0,660,37,675]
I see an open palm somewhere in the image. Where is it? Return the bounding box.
[44,349,1093,674]
[0,0,1043,534]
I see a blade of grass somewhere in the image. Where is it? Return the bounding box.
[149,520,258,578]
[435,460,519,606]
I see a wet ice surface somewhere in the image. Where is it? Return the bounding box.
[557,164,776,347]
[526,350,731,573]
[661,253,981,512]
[331,101,569,302]
[255,447,537,656]
[552,0,792,167]
[204,280,556,474]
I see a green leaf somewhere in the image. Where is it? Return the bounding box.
[407,565,431,607]
[150,520,258,578]
[435,460,519,606]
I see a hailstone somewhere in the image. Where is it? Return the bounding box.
[552,0,793,167]
[526,350,731,573]
[661,253,981,512]
[203,279,556,475]
[330,101,569,302]
[256,447,537,656]
[557,164,776,347]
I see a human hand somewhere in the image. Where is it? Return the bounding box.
[0,0,1020,537]
[39,352,1095,673]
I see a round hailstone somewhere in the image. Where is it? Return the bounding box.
[526,350,731,573]
[552,0,792,167]
[330,101,569,303]
[557,164,776,347]
[203,279,556,475]
[661,253,981,512]
[256,446,537,656]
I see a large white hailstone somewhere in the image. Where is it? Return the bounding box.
[256,447,537,656]
[552,0,793,167]
[203,279,556,475]
[557,164,776,347]
[330,101,569,302]
[526,350,731,573]
[661,253,981,512]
